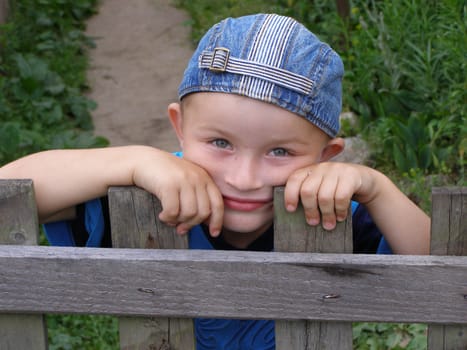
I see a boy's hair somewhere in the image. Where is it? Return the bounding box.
[178,13,344,138]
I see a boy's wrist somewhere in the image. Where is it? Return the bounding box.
[354,166,390,207]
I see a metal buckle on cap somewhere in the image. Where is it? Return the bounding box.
[209,47,230,72]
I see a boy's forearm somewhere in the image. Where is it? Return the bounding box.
[0,146,157,222]
[362,169,431,255]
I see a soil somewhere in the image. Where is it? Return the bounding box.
[85,0,193,152]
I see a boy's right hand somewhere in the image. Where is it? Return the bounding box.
[132,149,223,237]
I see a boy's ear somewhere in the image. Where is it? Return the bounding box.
[167,102,184,147]
[319,137,345,162]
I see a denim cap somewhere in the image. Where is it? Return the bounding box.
[178,13,344,138]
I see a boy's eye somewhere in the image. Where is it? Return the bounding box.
[211,139,231,149]
[269,148,289,157]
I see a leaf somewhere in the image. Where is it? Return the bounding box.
[15,54,48,81]
[406,146,419,170]
[385,331,403,348]
[393,143,408,172]
[366,337,381,350]
[396,119,416,149]
[407,333,428,350]
[67,95,96,129]
[45,104,64,124]
[45,74,65,95]
[418,144,432,169]
[36,41,57,51]
[408,114,426,146]
[35,15,53,27]
[32,99,54,109]
[0,122,21,154]
[14,54,33,79]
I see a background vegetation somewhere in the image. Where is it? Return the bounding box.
[1,0,465,349]
[0,0,107,167]
[0,0,115,349]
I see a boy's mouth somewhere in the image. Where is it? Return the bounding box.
[223,196,272,212]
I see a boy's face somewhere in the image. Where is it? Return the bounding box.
[169,92,339,247]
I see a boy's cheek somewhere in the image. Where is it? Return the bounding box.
[181,148,213,171]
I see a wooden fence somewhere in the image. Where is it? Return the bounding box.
[0,179,465,349]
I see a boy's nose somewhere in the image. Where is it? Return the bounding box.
[224,156,263,191]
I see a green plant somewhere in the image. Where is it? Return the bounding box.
[376,113,457,173]
[0,0,107,166]
[1,0,112,346]
[353,322,427,350]
[342,0,466,178]
[174,0,342,44]
[47,314,119,350]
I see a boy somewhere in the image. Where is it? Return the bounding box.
[0,13,429,349]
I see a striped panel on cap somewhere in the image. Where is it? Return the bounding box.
[240,14,298,101]
[198,14,314,98]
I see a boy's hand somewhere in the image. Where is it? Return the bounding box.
[283,162,376,230]
[132,150,223,236]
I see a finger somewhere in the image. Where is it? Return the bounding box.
[316,174,339,230]
[177,185,213,233]
[206,184,224,237]
[158,186,181,225]
[175,184,209,235]
[284,169,309,212]
[177,185,199,223]
[300,171,323,226]
[195,185,212,222]
[334,179,353,222]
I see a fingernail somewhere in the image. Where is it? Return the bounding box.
[307,218,319,226]
[286,204,295,212]
[323,221,335,230]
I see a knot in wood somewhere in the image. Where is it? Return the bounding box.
[11,231,26,244]
[322,293,340,300]
[137,287,155,295]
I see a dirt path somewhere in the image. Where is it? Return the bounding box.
[85,0,193,152]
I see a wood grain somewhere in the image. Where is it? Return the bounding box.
[274,187,353,350]
[428,187,467,350]
[0,179,47,350]
[0,245,465,324]
[108,186,194,350]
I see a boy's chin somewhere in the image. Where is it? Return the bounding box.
[222,211,273,236]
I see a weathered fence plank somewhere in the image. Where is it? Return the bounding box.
[0,179,40,245]
[108,186,195,350]
[0,179,47,350]
[428,187,467,350]
[274,187,353,350]
[1,245,465,324]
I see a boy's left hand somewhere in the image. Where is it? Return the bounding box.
[283,162,377,230]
